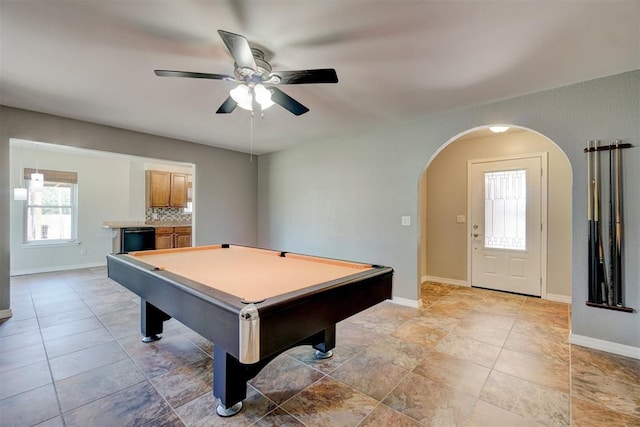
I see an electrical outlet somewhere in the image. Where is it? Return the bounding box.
[456,215,466,224]
[401,216,411,226]
[80,248,87,256]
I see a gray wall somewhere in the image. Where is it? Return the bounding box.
[258,71,639,348]
[1,106,257,313]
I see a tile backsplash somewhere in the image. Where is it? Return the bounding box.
[145,208,192,223]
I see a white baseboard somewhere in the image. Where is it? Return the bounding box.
[545,293,571,304]
[391,296,423,309]
[0,309,13,320]
[422,275,469,287]
[10,261,106,276]
[569,333,640,360]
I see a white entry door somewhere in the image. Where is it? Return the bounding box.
[469,155,546,296]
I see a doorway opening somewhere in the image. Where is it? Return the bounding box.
[418,125,572,303]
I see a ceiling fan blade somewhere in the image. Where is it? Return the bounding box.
[216,96,237,114]
[268,87,309,116]
[154,70,234,80]
[217,30,257,71]
[270,69,338,85]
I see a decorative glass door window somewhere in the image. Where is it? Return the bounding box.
[484,169,526,250]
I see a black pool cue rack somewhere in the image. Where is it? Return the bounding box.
[584,140,634,313]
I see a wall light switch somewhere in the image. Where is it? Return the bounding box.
[456,215,466,224]
[401,216,411,226]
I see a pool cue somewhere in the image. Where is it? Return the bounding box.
[586,140,596,303]
[608,141,617,306]
[592,141,608,304]
[614,140,623,306]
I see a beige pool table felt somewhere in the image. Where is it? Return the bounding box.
[127,245,372,303]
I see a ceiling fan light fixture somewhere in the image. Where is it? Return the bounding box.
[30,172,44,190]
[230,84,253,111]
[230,84,274,112]
[13,187,27,201]
[489,125,510,133]
[254,84,274,110]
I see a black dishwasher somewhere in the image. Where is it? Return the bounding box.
[120,227,155,253]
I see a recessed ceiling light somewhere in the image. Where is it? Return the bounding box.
[489,126,510,133]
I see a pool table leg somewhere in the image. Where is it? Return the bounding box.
[141,299,171,343]
[212,325,337,416]
[213,347,251,417]
[310,326,336,359]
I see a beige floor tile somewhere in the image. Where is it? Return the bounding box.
[481,291,527,304]
[480,370,569,426]
[571,344,640,385]
[391,320,449,349]
[150,358,213,408]
[413,350,491,396]
[467,400,543,426]
[521,298,569,314]
[282,376,378,427]
[504,330,570,364]
[332,352,409,400]
[359,404,423,427]
[254,407,305,426]
[420,293,443,307]
[473,299,524,316]
[421,282,455,296]
[517,309,570,330]
[175,386,275,426]
[411,312,461,332]
[249,354,324,404]
[450,320,510,347]
[464,311,516,331]
[571,396,640,427]
[494,348,569,392]
[383,371,476,426]
[449,286,491,298]
[571,370,640,418]
[511,319,569,342]
[423,298,476,319]
[362,335,428,370]
[434,334,502,368]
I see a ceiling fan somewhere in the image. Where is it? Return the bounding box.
[154,30,338,116]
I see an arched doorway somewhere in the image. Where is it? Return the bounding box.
[418,125,572,302]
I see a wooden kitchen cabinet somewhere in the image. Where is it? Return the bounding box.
[155,226,191,249]
[154,227,175,249]
[146,171,189,208]
[174,226,192,248]
[170,174,188,207]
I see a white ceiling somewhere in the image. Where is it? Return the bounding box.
[1,1,638,154]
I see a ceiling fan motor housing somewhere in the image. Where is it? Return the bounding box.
[235,48,274,84]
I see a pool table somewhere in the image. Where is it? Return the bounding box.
[106,244,393,416]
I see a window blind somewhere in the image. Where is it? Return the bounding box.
[24,168,78,184]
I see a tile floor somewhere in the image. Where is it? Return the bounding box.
[1,268,639,426]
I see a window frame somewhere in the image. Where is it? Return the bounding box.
[23,168,79,246]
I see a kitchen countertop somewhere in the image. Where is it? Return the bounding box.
[103,221,192,229]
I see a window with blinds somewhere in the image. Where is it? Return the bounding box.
[24,168,78,243]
